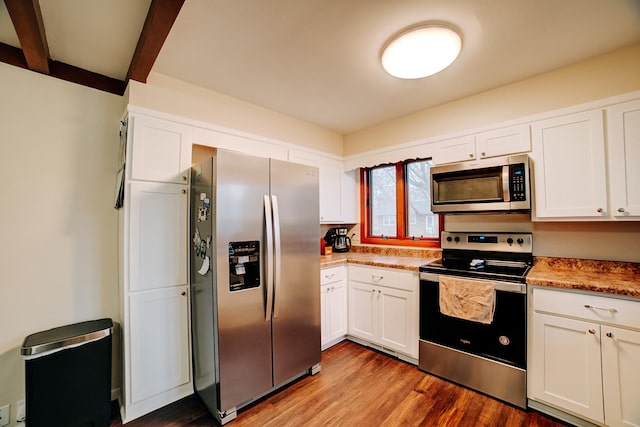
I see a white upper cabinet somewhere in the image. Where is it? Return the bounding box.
[606,99,640,219]
[433,135,476,164]
[130,115,192,184]
[432,124,531,165]
[289,150,353,223]
[531,110,608,219]
[532,100,640,221]
[475,124,531,160]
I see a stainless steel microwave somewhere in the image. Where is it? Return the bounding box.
[430,154,531,213]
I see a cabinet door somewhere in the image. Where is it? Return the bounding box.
[327,280,347,342]
[601,326,640,427]
[130,115,191,184]
[289,151,343,223]
[530,313,604,423]
[432,135,476,165]
[129,182,188,292]
[378,286,416,357]
[531,110,607,219]
[129,286,191,404]
[320,284,330,345]
[607,100,640,218]
[348,281,376,341]
[476,124,531,159]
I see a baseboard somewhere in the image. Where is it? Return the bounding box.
[527,399,600,427]
[346,336,418,365]
[111,387,120,402]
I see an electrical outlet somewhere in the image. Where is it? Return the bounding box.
[16,400,25,423]
[0,404,10,427]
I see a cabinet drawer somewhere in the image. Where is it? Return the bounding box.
[533,287,640,330]
[349,265,416,291]
[321,266,345,285]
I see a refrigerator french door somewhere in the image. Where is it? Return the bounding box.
[190,149,321,425]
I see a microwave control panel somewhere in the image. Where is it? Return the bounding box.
[509,164,527,201]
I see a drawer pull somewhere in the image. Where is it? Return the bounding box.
[588,329,596,334]
[584,304,618,313]
[606,332,613,338]
[324,273,335,279]
[372,275,384,282]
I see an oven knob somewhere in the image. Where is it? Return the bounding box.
[507,237,514,245]
[499,336,510,346]
[517,238,524,245]
[454,236,460,243]
[446,236,452,242]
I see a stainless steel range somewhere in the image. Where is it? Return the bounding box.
[419,231,533,408]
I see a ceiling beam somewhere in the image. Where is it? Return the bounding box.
[126,0,185,83]
[4,0,50,74]
[0,42,126,95]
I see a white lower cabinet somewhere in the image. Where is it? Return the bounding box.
[529,287,640,426]
[348,265,418,360]
[320,266,347,349]
[129,286,191,406]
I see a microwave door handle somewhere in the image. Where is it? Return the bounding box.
[502,166,510,201]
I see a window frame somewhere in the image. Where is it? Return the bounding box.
[360,159,443,248]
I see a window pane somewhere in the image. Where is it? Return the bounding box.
[370,165,397,237]
[406,160,439,238]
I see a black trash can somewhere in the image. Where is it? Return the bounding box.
[21,318,113,427]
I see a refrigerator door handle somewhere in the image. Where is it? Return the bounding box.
[264,195,274,322]
[271,194,282,319]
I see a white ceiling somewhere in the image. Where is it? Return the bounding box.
[2,0,640,134]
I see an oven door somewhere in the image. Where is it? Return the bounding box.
[419,272,526,368]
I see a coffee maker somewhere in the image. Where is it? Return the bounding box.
[325,227,351,253]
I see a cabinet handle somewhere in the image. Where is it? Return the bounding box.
[181,291,186,296]
[584,304,617,313]
[606,332,613,338]
[618,207,626,213]
[331,286,335,291]
[182,189,187,194]
[372,275,383,282]
[480,151,486,157]
[324,273,335,279]
[182,176,188,181]
[596,208,604,213]
[588,329,596,334]
[378,290,381,294]
[469,153,474,158]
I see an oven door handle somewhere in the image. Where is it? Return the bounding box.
[420,272,526,294]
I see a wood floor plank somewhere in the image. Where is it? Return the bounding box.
[112,341,569,426]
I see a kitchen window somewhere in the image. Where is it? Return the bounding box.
[360,159,442,247]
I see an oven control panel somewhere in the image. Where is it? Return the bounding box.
[441,231,532,253]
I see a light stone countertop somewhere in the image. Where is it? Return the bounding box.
[322,246,640,299]
[526,256,640,299]
[320,245,441,271]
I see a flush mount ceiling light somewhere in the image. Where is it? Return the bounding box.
[381,24,462,79]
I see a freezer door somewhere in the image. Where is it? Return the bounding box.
[270,159,321,385]
[215,151,273,411]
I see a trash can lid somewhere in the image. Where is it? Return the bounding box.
[21,318,113,357]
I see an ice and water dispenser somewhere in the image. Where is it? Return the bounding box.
[228,241,260,292]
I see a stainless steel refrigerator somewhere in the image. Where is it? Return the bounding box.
[189,149,321,425]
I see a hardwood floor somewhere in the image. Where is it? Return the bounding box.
[111,341,568,426]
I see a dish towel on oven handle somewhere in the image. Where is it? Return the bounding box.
[439,276,496,324]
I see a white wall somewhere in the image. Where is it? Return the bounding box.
[0,63,122,423]
[127,72,344,157]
